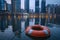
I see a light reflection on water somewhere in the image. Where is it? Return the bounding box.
[0,18,60,40]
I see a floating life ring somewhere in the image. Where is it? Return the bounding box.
[25,25,50,38]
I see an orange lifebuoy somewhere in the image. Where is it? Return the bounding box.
[25,25,50,38]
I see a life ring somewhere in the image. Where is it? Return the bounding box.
[25,25,50,38]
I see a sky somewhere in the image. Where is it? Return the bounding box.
[5,0,60,10]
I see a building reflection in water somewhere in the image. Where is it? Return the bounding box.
[0,14,57,32]
[0,13,58,37]
[0,14,8,32]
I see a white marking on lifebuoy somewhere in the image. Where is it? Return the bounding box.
[41,25,45,27]
[28,29,33,35]
[43,30,48,35]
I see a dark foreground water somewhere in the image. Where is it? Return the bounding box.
[0,19,60,40]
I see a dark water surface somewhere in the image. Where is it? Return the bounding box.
[0,19,60,40]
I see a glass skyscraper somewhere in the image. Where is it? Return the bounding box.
[15,0,21,12]
[11,0,21,13]
[41,0,46,13]
[35,0,39,13]
[25,0,29,13]
[41,0,46,25]
[0,0,6,11]
[35,0,39,24]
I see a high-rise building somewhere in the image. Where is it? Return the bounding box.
[11,0,21,13]
[0,0,7,11]
[41,0,46,13]
[46,4,60,24]
[15,0,21,12]
[46,4,60,14]
[35,0,39,24]
[46,4,56,14]
[0,0,5,10]
[35,0,39,13]
[56,5,60,25]
[0,0,8,31]
[7,4,11,12]
[11,0,21,32]
[55,5,60,14]
[25,0,29,13]
[41,0,46,25]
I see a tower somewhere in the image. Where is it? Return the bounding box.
[41,0,46,13]
[0,0,7,11]
[25,0,29,13]
[35,0,39,13]
[11,0,21,13]
[25,0,29,29]
[35,0,39,24]
[41,0,46,25]
[11,0,21,32]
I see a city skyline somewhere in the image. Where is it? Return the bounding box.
[5,0,60,11]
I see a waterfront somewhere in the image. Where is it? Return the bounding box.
[0,19,60,40]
